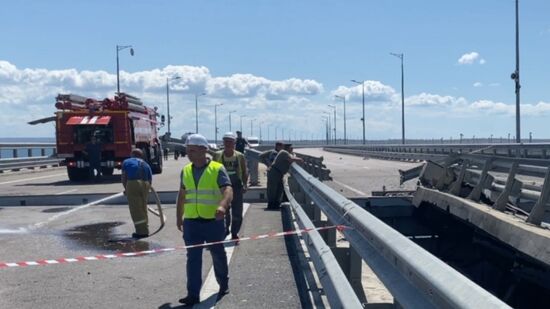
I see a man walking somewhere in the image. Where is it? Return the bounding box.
[266,143,303,210]
[177,134,233,306]
[121,148,153,238]
[213,132,248,243]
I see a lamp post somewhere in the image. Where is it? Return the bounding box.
[214,103,223,145]
[511,0,521,143]
[194,93,206,133]
[250,118,256,136]
[390,52,405,144]
[116,45,134,94]
[322,116,329,145]
[334,95,346,144]
[228,110,236,131]
[165,76,181,134]
[351,80,366,144]
[323,111,332,144]
[259,121,264,142]
[240,115,247,132]
[328,104,336,144]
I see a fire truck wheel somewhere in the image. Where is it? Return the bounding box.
[67,167,87,181]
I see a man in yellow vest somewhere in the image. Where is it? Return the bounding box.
[176,134,233,306]
[213,132,248,243]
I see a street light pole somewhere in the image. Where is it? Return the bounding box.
[214,103,223,145]
[328,104,336,144]
[166,76,181,134]
[250,119,256,136]
[351,80,366,144]
[116,45,134,94]
[511,0,521,143]
[228,110,237,131]
[323,111,331,144]
[194,93,206,133]
[240,115,247,132]
[390,52,405,144]
[334,95,346,144]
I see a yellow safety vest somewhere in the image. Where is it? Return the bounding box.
[213,150,245,184]
[182,161,224,219]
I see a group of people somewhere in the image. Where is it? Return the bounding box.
[120,132,302,306]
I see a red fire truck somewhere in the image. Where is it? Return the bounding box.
[30,93,163,181]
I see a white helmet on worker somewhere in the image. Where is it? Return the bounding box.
[223,132,236,141]
[185,133,209,148]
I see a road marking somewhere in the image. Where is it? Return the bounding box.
[55,189,78,195]
[197,202,251,308]
[29,192,124,230]
[0,173,66,185]
[332,180,368,196]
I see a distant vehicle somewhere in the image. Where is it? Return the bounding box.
[247,136,260,148]
[208,143,219,151]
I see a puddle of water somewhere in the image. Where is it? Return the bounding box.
[63,221,163,253]
[42,207,73,213]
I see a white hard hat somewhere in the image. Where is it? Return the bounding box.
[223,132,236,140]
[185,134,209,148]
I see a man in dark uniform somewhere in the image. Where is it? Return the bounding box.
[266,143,303,210]
[259,141,283,167]
[235,131,249,153]
[83,135,102,181]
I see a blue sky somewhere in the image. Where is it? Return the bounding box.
[1,0,550,141]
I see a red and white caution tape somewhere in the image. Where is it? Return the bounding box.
[0,225,350,270]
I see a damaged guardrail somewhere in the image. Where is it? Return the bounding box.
[286,163,509,308]
[418,153,550,226]
[246,149,332,182]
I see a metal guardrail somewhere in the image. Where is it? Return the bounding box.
[418,153,550,226]
[0,157,63,172]
[246,149,332,182]
[294,153,332,181]
[286,163,510,308]
[0,143,60,172]
[325,143,550,161]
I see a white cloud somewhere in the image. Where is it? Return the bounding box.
[473,82,483,87]
[479,59,486,65]
[458,52,481,65]
[331,81,395,102]
[0,60,323,108]
[406,93,467,107]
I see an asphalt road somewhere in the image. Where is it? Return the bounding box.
[0,148,420,308]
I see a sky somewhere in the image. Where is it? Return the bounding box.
[1,0,550,142]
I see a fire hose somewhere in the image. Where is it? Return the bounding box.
[145,186,166,237]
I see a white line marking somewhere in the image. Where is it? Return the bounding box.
[29,192,124,230]
[55,189,78,195]
[0,173,66,185]
[332,180,368,196]
[197,202,251,308]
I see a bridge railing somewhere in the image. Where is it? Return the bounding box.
[324,143,550,162]
[286,163,510,308]
[418,152,550,226]
[0,143,61,172]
